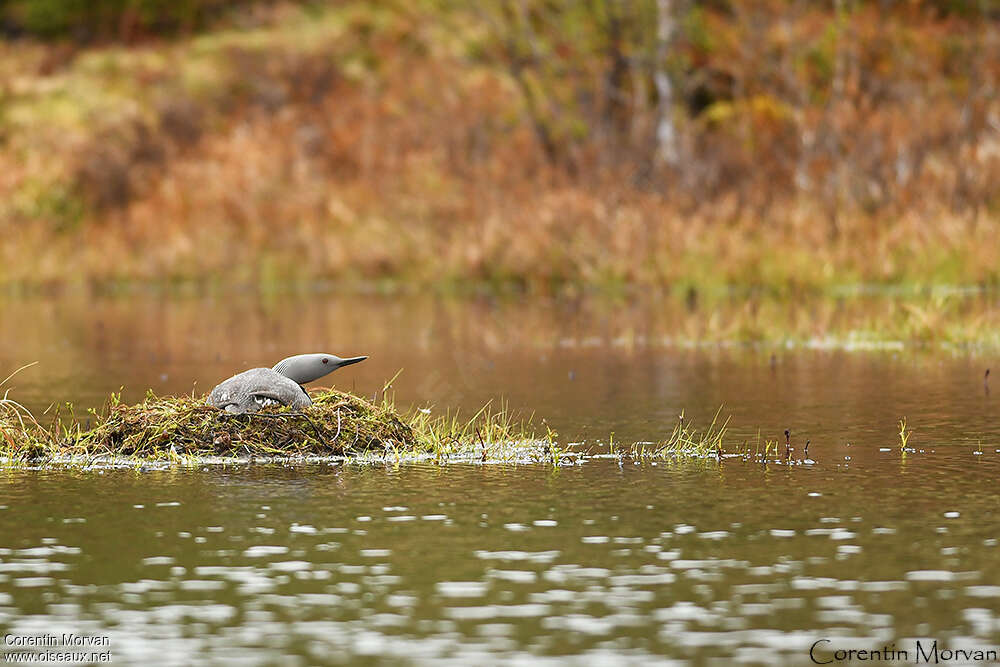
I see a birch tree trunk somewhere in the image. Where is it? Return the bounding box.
[653,0,679,168]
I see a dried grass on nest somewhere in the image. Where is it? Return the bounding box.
[59,389,417,458]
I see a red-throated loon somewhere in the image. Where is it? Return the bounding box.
[208,353,367,414]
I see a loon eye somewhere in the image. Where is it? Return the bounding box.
[322,358,329,364]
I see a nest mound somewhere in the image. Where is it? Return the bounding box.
[61,389,417,458]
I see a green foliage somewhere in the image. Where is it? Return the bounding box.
[680,4,712,54]
[924,0,1000,17]
[16,182,85,232]
[0,0,254,41]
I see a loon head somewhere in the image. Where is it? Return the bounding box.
[272,353,368,384]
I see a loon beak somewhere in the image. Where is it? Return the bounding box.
[337,356,368,368]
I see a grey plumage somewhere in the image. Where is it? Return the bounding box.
[208,353,368,414]
[208,368,311,414]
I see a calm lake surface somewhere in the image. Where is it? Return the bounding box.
[1,293,999,665]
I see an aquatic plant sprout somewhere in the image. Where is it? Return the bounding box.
[899,418,912,455]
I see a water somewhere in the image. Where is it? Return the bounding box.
[1,293,1000,664]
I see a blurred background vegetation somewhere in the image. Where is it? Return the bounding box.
[1,0,998,293]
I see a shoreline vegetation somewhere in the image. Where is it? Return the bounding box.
[0,385,745,467]
[1,1,999,294]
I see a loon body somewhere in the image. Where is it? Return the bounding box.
[208,353,367,414]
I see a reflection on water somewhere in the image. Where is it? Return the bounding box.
[2,293,1000,663]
